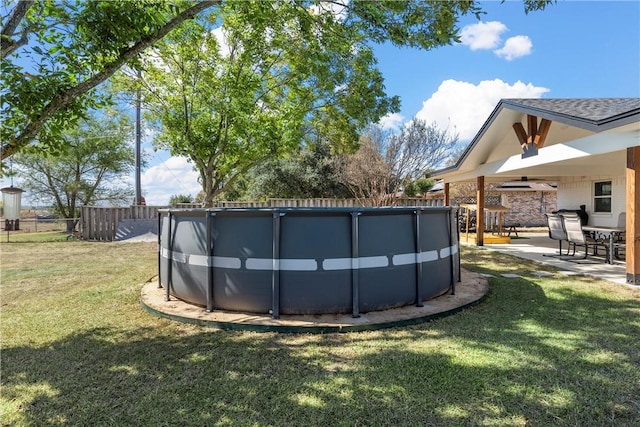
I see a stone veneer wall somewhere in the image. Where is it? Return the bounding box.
[500,191,557,227]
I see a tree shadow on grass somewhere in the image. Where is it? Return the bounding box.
[2,276,639,426]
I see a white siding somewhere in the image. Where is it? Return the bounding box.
[557,175,626,226]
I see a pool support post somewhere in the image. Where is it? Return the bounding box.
[157,212,162,289]
[414,209,424,307]
[449,208,456,296]
[351,211,360,318]
[456,208,461,283]
[206,211,214,313]
[166,210,173,302]
[271,211,281,319]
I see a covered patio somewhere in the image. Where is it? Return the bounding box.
[471,228,627,285]
[432,98,640,285]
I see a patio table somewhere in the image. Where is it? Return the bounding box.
[582,225,625,264]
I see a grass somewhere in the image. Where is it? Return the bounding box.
[0,230,71,243]
[1,240,639,426]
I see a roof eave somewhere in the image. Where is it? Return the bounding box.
[501,99,640,132]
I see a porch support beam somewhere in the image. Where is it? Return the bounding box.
[527,114,538,143]
[512,122,528,147]
[626,147,640,285]
[444,182,450,206]
[476,176,485,246]
[536,119,552,148]
[513,115,552,157]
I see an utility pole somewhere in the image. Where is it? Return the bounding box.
[135,68,142,205]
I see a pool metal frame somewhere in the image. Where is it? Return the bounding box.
[158,207,460,319]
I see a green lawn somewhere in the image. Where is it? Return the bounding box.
[1,241,639,426]
[0,230,71,243]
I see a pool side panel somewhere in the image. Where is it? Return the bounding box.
[420,210,454,299]
[212,213,273,313]
[358,212,416,311]
[279,213,352,314]
[170,216,208,306]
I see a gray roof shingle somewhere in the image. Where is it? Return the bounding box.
[502,98,640,125]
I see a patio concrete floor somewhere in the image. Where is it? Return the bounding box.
[474,228,628,286]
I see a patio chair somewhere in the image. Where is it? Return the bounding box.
[613,212,626,259]
[561,215,608,262]
[617,212,626,229]
[543,213,572,257]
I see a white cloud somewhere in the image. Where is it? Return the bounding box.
[414,79,550,141]
[460,21,508,51]
[378,113,405,131]
[494,35,533,61]
[211,27,232,57]
[141,156,201,205]
[309,1,348,21]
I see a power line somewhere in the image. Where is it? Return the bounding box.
[154,154,197,196]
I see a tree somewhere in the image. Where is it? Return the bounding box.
[1,0,553,161]
[444,143,469,167]
[243,140,350,200]
[1,0,217,161]
[168,194,194,206]
[340,119,458,205]
[339,132,392,206]
[404,177,435,197]
[126,4,401,205]
[13,110,135,231]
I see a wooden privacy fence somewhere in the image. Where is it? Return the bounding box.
[79,194,512,242]
[80,205,163,241]
[179,197,445,209]
[80,199,446,241]
[80,197,504,241]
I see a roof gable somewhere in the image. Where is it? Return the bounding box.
[431,98,640,182]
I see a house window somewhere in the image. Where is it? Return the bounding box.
[594,181,612,213]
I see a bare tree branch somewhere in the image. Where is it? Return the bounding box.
[0,0,34,58]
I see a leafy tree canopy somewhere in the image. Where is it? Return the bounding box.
[1,0,216,161]
[124,2,399,204]
[1,0,553,164]
[13,109,135,230]
[241,140,350,200]
[122,1,551,205]
[168,194,194,205]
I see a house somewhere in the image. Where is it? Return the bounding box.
[428,179,558,227]
[430,98,640,284]
[496,180,557,227]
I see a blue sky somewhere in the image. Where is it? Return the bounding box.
[7,1,640,206]
[374,0,640,137]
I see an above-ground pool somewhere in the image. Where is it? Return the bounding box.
[158,207,459,317]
